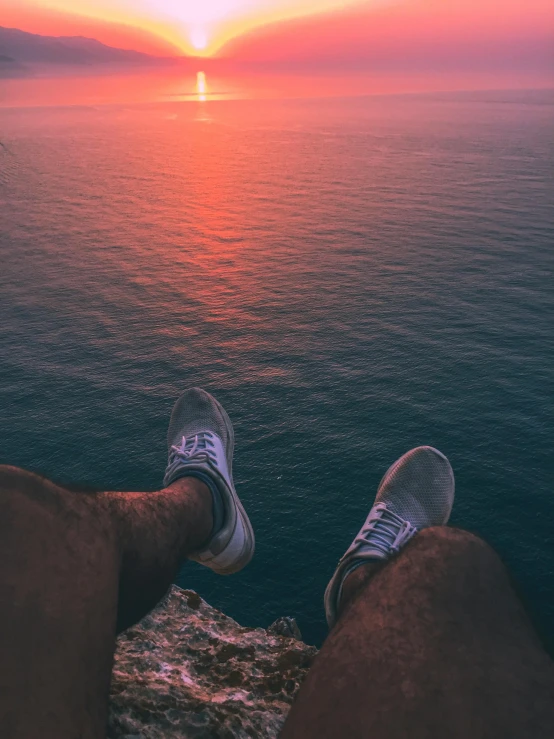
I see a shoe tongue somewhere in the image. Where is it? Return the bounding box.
[183,434,208,454]
[352,506,406,558]
[354,546,388,562]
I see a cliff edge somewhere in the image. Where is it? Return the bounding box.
[108,586,317,738]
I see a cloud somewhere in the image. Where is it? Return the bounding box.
[0,1,182,56]
[216,0,554,73]
[2,0,552,74]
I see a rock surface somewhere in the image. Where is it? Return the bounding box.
[108,586,317,739]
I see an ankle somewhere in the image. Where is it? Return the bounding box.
[163,476,214,550]
[338,560,385,616]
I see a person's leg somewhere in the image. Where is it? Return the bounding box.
[0,387,255,739]
[0,464,212,739]
[281,526,554,739]
[283,445,554,739]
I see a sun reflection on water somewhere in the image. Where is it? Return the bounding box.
[196,71,207,101]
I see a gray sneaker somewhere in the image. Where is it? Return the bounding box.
[324,446,455,628]
[163,388,255,575]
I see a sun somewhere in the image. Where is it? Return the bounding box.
[196,71,207,101]
[190,28,208,52]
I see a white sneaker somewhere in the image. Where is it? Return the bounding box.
[163,388,255,575]
[324,446,455,628]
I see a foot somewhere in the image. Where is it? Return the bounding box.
[163,388,255,575]
[324,446,455,628]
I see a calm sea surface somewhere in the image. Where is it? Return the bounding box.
[1,78,553,647]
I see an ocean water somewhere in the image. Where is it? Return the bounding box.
[1,80,553,647]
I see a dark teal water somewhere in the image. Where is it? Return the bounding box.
[1,89,553,647]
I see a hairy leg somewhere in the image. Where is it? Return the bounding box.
[107,483,212,632]
[0,465,212,739]
[281,527,554,739]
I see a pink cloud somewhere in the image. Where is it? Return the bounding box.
[217,0,554,74]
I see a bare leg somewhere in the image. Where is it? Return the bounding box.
[281,527,554,739]
[0,464,213,739]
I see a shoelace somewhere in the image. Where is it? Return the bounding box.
[351,502,417,559]
[168,433,217,467]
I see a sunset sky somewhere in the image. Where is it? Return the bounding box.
[1,0,553,72]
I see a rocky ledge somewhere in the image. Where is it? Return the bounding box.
[108,586,317,739]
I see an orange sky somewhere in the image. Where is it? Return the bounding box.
[1,0,553,71]
[1,0,374,56]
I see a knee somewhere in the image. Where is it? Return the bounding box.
[0,465,61,507]
[0,464,30,488]
[415,525,489,550]
[0,465,92,523]
[403,526,504,576]
[0,465,117,556]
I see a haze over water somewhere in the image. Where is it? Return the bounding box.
[1,77,553,646]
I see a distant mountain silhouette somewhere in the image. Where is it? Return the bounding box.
[0,26,174,67]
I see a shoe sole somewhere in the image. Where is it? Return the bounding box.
[208,396,255,575]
